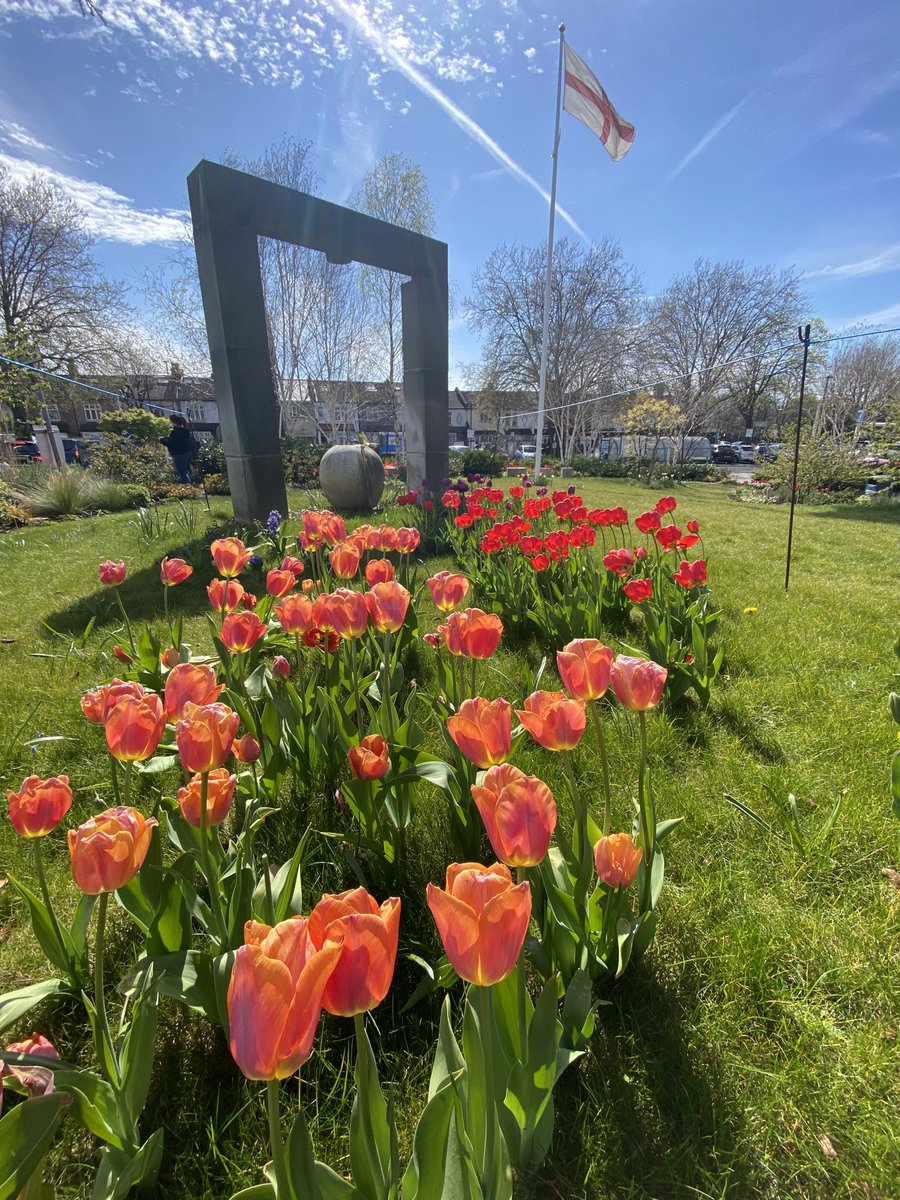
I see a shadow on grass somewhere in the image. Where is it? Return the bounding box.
[711,694,785,764]
[524,961,763,1200]
[803,502,900,525]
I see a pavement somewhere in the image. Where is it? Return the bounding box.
[725,463,758,482]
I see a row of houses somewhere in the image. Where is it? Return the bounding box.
[27,366,541,456]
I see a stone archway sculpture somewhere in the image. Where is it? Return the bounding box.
[187,159,449,522]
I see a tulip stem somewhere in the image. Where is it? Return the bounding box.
[470,656,477,702]
[350,637,362,731]
[563,754,587,867]
[110,757,122,806]
[476,986,497,1195]
[382,630,395,746]
[515,869,528,1058]
[637,711,653,911]
[112,585,136,655]
[198,772,229,948]
[93,892,120,1088]
[163,583,169,624]
[32,839,68,971]
[589,702,612,837]
[265,1078,290,1198]
[123,760,133,808]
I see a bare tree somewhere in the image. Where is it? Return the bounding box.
[0,166,128,385]
[466,237,641,461]
[645,259,806,444]
[303,261,375,443]
[822,333,900,437]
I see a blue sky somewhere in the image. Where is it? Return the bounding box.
[1,0,898,383]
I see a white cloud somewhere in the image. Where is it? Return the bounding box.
[828,301,900,329]
[804,243,900,281]
[667,91,755,181]
[0,119,52,153]
[523,46,536,58]
[0,152,187,245]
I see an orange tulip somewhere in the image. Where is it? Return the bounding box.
[395,527,420,554]
[160,556,193,587]
[556,639,613,701]
[266,569,296,599]
[164,662,224,720]
[98,560,126,586]
[104,693,166,763]
[440,608,503,659]
[7,775,73,838]
[178,768,237,828]
[308,888,401,1016]
[329,542,362,580]
[323,588,369,640]
[365,558,395,586]
[68,806,157,894]
[446,697,512,769]
[471,764,556,868]
[321,511,347,546]
[175,701,240,773]
[232,733,261,763]
[594,833,643,889]
[376,525,399,553]
[208,577,245,614]
[221,611,268,654]
[609,655,668,712]
[426,861,531,986]
[274,593,315,635]
[1,1033,58,1103]
[516,690,586,752]
[227,916,342,1080]
[210,537,250,577]
[160,647,181,670]
[426,571,470,613]
[365,581,411,633]
[281,556,305,577]
[302,627,340,652]
[80,678,146,725]
[348,734,390,781]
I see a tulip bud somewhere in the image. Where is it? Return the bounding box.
[594,833,642,889]
[272,655,291,679]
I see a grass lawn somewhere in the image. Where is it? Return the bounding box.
[0,480,897,1200]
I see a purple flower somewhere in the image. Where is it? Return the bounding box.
[505,500,514,511]
[537,487,547,497]
[249,555,264,569]
[266,510,282,536]
[567,485,576,496]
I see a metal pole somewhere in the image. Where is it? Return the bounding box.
[784,323,811,592]
[533,24,566,480]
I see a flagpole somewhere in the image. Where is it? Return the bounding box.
[533,24,566,480]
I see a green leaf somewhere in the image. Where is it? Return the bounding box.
[119,951,217,1021]
[146,870,193,955]
[0,1093,70,1200]
[400,1071,465,1200]
[6,875,75,976]
[892,750,900,819]
[134,753,179,776]
[429,997,464,1101]
[315,1162,363,1200]
[560,968,597,1052]
[229,1187,276,1200]
[0,979,65,1036]
[285,1103,322,1200]
[349,1021,397,1200]
[53,1068,129,1148]
[501,976,561,1173]
[90,1130,164,1200]
[119,982,160,1127]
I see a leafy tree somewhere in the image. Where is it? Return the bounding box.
[99,408,171,441]
[625,393,685,483]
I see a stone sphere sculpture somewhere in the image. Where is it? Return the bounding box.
[318,443,385,510]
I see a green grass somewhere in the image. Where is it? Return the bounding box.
[0,482,898,1199]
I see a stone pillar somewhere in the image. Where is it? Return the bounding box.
[188,170,288,523]
[402,242,448,498]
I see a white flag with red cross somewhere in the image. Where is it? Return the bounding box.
[563,43,635,162]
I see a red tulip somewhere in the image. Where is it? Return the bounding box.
[98,560,126,586]
[104,693,166,762]
[634,512,660,534]
[302,627,340,652]
[175,701,240,773]
[623,577,653,604]
[207,578,245,614]
[227,916,342,1080]
[557,639,613,701]
[426,862,531,986]
[69,807,157,893]
[609,655,667,711]
[472,764,556,867]
[160,556,193,587]
[673,559,708,588]
[447,697,512,769]
[602,548,634,577]
[308,889,401,1016]
[516,690,586,752]
[241,592,258,610]
[274,593,315,635]
[7,775,72,838]
[655,496,677,514]
[164,662,224,720]
[232,733,261,763]
[272,655,291,679]
[426,571,470,613]
[594,833,642,889]
[329,542,362,580]
[687,519,700,535]
[221,611,268,654]
[365,582,411,632]
[439,608,503,659]
[281,556,305,577]
[266,569,296,599]
[365,559,395,586]
[210,537,250,577]
[655,524,682,550]
[178,768,237,828]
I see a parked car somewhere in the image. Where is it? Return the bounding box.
[448,443,469,454]
[755,443,780,462]
[731,442,757,463]
[13,440,42,462]
[516,444,537,459]
[61,437,81,465]
[711,443,740,464]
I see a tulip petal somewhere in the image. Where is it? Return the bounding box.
[426,883,481,984]
[277,940,343,1077]
[228,945,294,1079]
[476,881,532,986]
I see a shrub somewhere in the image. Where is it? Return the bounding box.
[461,448,505,477]
[98,408,171,440]
[282,438,326,488]
[193,437,227,481]
[769,430,869,500]
[656,461,732,483]
[88,433,172,488]
[571,455,633,478]
[90,480,150,511]
[151,483,201,502]
[201,472,231,495]
[13,468,90,516]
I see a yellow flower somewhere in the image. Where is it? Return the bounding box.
[743,606,759,615]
